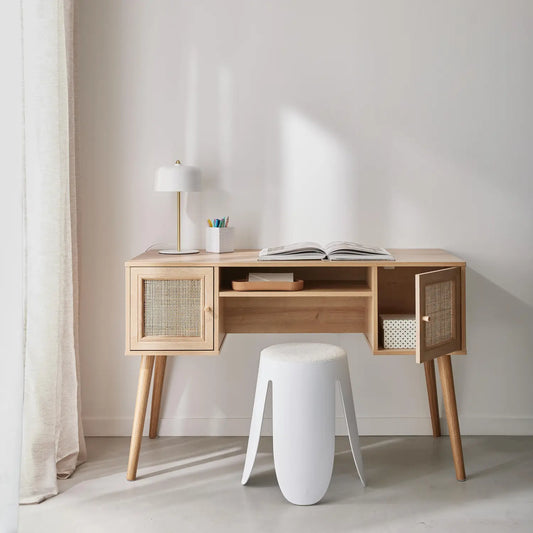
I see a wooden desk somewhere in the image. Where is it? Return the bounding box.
[125,249,467,481]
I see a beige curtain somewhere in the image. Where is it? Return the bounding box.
[20,0,86,504]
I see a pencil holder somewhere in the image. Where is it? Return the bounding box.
[206,227,234,253]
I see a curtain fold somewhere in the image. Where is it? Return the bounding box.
[20,0,86,504]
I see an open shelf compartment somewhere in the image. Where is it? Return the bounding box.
[373,266,437,354]
[219,266,371,297]
[218,266,371,334]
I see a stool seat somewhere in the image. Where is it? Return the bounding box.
[261,342,346,362]
[242,342,366,505]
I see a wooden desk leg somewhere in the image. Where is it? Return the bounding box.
[149,356,167,439]
[437,354,466,481]
[127,355,155,481]
[424,360,441,437]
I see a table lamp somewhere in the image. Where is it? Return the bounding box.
[154,160,202,254]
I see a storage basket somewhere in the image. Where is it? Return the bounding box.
[380,314,416,349]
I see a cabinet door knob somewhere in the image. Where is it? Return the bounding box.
[204,306,212,313]
[422,315,431,322]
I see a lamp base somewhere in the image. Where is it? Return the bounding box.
[158,249,200,255]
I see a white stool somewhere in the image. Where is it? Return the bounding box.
[241,343,366,505]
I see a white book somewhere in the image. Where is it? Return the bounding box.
[258,241,394,261]
[248,272,294,282]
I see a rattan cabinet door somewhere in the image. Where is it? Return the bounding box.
[415,267,462,363]
[129,267,214,351]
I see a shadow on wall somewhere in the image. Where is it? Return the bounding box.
[176,8,366,250]
[457,268,533,416]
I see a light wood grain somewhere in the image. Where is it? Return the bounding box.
[461,266,466,355]
[126,260,467,358]
[129,267,214,352]
[127,355,155,481]
[214,267,226,351]
[149,356,167,439]
[126,348,221,356]
[125,267,131,358]
[370,267,378,350]
[371,347,466,356]
[219,265,369,285]
[416,267,462,364]
[220,280,371,297]
[378,266,436,316]
[424,360,441,437]
[437,354,466,481]
[375,266,465,355]
[126,249,466,267]
[223,297,368,333]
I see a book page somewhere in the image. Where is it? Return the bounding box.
[259,242,324,256]
[324,241,389,255]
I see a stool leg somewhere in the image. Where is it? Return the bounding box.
[338,373,366,487]
[241,371,270,485]
[272,363,336,505]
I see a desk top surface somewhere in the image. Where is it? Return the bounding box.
[126,249,466,267]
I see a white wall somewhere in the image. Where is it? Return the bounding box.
[76,0,533,437]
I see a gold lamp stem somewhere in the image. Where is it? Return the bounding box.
[176,191,181,252]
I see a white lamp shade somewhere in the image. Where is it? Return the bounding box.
[154,162,201,192]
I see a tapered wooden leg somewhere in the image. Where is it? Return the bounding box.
[424,360,441,437]
[127,355,155,481]
[149,356,167,439]
[437,354,466,481]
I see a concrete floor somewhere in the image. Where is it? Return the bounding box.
[19,436,533,533]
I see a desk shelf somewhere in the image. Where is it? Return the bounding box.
[372,347,416,355]
[219,280,372,298]
[373,266,465,359]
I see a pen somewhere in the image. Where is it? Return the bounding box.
[209,217,230,227]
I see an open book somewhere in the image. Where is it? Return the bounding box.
[258,241,394,261]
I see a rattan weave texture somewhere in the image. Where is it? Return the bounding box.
[143,279,201,337]
[424,280,455,347]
